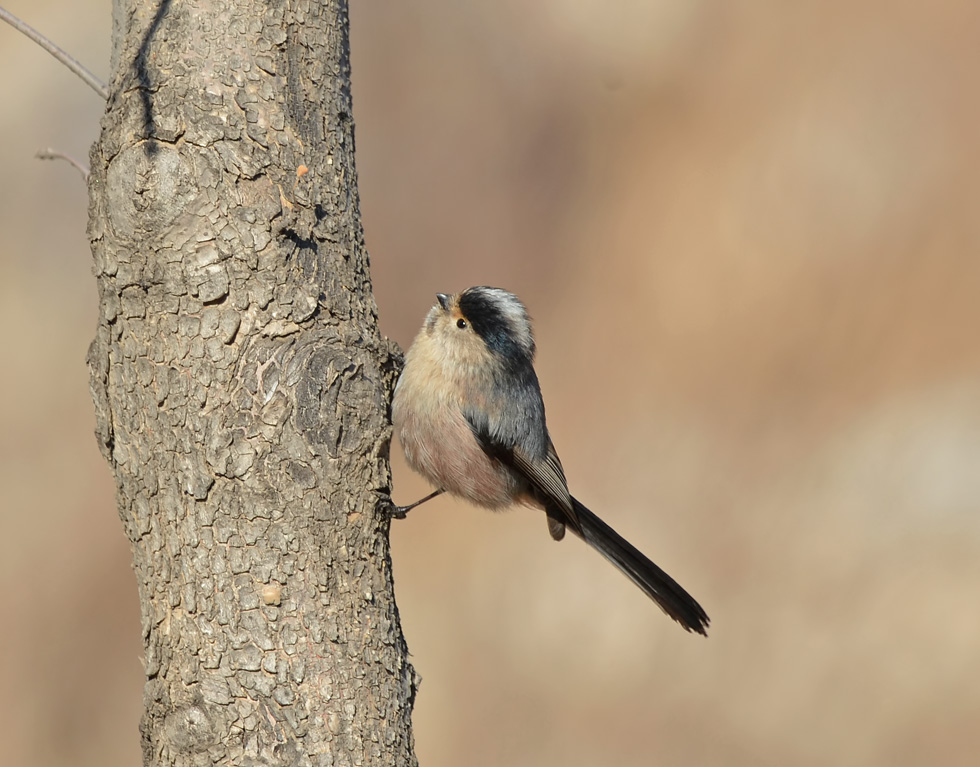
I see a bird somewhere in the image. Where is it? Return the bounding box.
[390,286,709,635]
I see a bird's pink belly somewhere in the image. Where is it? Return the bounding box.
[397,408,519,509]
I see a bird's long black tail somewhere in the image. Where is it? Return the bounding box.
[567,497,710,635]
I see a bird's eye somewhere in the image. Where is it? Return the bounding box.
[456,318,467,329]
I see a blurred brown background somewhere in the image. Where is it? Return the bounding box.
[3,1,979,765]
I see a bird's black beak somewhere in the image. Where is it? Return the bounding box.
[436,293,451,311]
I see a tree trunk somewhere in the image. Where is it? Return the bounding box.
[86,1,417,764]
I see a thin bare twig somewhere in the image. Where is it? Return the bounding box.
[0,6,109,100]
[36,148,90,181]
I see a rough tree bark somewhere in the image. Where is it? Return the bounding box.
[86,1,418,765]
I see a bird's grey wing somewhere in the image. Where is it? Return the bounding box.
[509,441,573,515]
[462,365,576,539]
[511,441,577,541]
[464,406,577,540]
